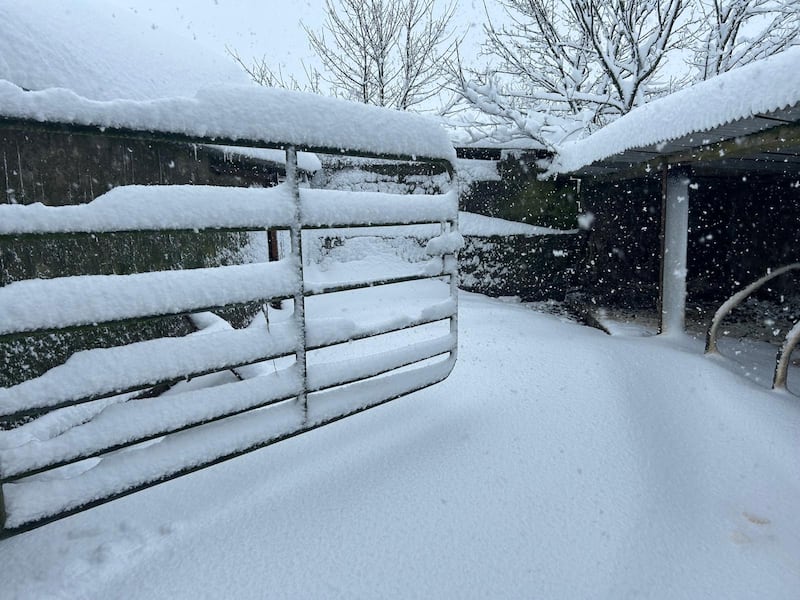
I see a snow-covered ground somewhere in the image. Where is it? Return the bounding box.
[2,291,798,599]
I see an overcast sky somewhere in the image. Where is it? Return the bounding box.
[115,0,491,80]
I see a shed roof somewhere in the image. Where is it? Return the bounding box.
[549,47,800,177]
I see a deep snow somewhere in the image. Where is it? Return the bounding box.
[1,291,798,599]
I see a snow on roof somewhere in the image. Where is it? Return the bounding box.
[0,81,457,163]
[0,0,250,101]
[550,47,800,174]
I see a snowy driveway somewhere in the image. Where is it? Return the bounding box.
[2,292,798,599]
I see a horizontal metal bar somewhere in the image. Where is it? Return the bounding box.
[1,268,456,340]
[307,335,456,393]
[0,261,299,336]
[0,349,296,422]
[0,360,452,538]
[0,295,292,341]
[2,384,300,483]
[0,117,455,174]
[0,227,278,240]
[0,219,457,239]
[307,354,455,423]
[304,271,449,297]
[301,219,456,230]
[306,310,457,352]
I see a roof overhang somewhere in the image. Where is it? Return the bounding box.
[569,105,800,179]
[549,47,800,181]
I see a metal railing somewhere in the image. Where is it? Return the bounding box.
[704,263,800,392]
[0,138,458,536]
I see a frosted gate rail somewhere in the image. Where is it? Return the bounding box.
[0,85,459,537]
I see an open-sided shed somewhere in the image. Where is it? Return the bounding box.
[549,47,800,334]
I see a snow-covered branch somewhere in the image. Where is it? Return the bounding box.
[453,0,692,145]
[691,0,800,80]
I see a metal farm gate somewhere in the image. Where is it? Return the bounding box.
[0,92,459,536]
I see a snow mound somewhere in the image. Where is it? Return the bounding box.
[551,47,800,173]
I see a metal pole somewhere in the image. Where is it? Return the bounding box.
[0,483,6,536]
[447,188,459,363]
[286,146,308,421]
[773,319,800,391]
[659,166,690,335]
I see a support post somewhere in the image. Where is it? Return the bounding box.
[446,215,459,363]
[267,229,282,309]
[659,165,690,335]
[0,483,5,532]
[286,146,308,420]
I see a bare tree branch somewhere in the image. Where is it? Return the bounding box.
[453,0,691,144]
[304,0,458,110]
[691,0,800,80]
[225,46,324,94]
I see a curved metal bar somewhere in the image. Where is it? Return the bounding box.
[772,319,800,391]
[705,263,800,354]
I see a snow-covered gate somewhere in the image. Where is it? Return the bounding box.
[0,88,459,536]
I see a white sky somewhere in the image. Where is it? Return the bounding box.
[115,0,491,81]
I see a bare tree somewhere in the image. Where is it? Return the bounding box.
[454,0,691,147]
[226,46,325,94]
[691,0,800,80]
[396,0,460,108]
[306,0,458,110]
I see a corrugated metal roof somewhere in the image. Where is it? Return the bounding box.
[550,48,800,178]
[565,105,800,177]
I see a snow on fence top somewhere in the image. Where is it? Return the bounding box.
[0,185,295,234]
[301,189,458,227]
[550,47,800,174]
[0,80,457,164]
[0,185,458,235]
[0,260,299,336]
